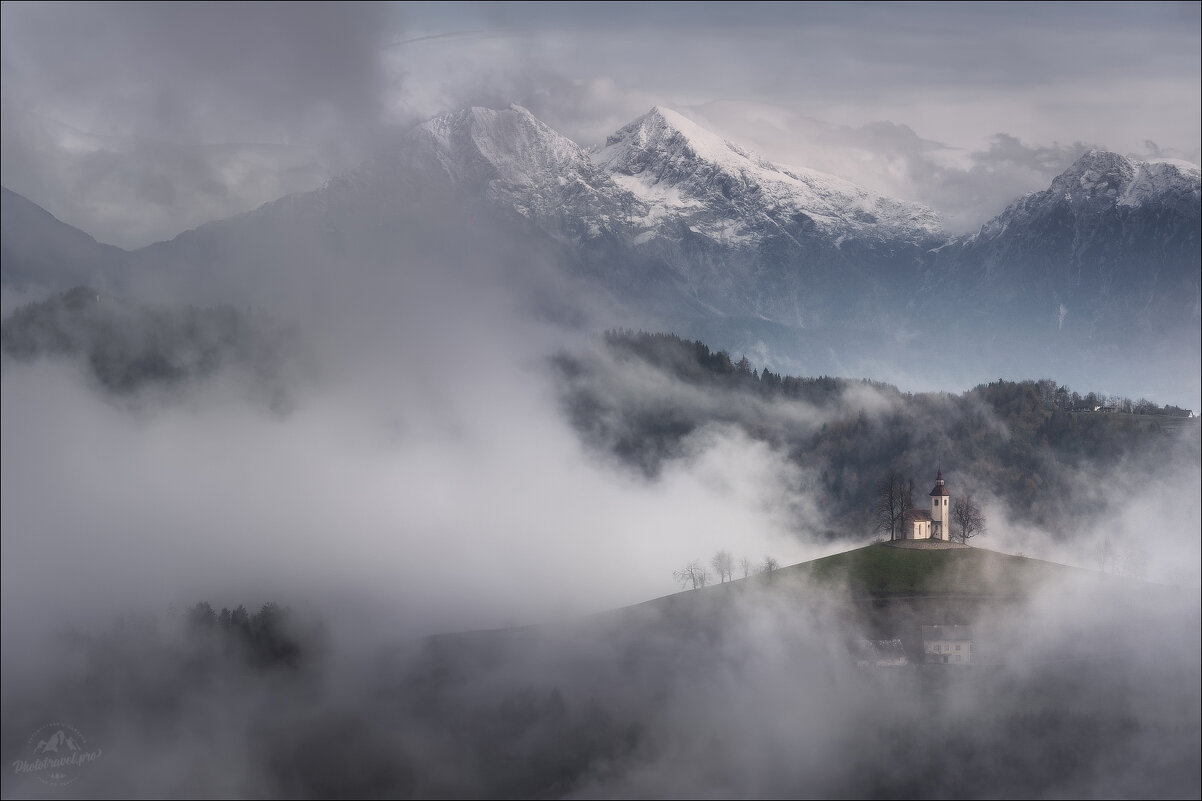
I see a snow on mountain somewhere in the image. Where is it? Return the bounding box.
[3,109,1198,408]
[404,105,640,243]
[1045,149,1200,213]
[594,107,943,247]
[414,105,598,192]
[6,108,1197,363]
[385,104,951,326]
[966,149,1200,250]
[402,104,942,257]
[1118,158,1201,210]
[945,149,1200,340]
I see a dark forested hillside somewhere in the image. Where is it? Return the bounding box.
[1,287,299,406]
[554,330,1199,536]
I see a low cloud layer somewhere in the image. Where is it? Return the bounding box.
[1,219,816,647]
[3,224,1198,798]
[4,538,1197,796]
[1,2,392,247]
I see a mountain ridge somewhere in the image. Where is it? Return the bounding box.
[595,105,944,247]
[942,147,1200,336]
[3,105,1198,405]
[5,111,1197,265]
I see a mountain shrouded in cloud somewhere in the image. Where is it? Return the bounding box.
[4,105,1198,407]
[595,106,943,246]
[4,3,1197,250]
[0,188,126,295]
[944,149,1201,327]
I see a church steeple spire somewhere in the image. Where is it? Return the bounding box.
[930,469,949,540]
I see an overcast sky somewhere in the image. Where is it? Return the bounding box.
[2,1,1199,247]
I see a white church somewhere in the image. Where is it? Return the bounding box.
[903,470,951,540]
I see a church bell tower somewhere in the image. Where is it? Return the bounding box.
[930,469,950,540]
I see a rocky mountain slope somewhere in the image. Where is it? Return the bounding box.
[1,187,126,294]
[2,106,1197,404]
[400,104,944,327]
[936,150,1200,337]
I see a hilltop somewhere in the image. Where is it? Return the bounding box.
[419,539,1195,690]
[431,541,1145,664]
[6,539,1194,799]
[616,541,1084,611]
[786,540,1088,599]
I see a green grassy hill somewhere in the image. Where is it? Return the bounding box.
[589,541,1136,652]
[422,540,1168,674]
[784,541,1091,599]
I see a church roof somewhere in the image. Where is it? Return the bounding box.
[930,469,948,496]
[908,510,932,522]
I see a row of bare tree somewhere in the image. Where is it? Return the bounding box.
[673,550,781,590]
[872,470,986,543]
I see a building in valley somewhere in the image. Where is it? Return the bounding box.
[923,625,973,664]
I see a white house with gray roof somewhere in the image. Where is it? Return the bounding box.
[922,625,973,664]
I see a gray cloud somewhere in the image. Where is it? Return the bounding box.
[0,179,817,644]
[1132,138,1202,163]
[1,2,390,144]
[1,2,393,246]
[668,102,1100,233]
[383,3,1199,235]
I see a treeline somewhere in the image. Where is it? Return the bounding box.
[977,377,1193,418]
[184,601,317,670]
[555,330,1199,534]
[599,328,891,407]
[4,599,635,798]
[673,550,780,589]
[603,329,1192,418]
[0,286,294,401]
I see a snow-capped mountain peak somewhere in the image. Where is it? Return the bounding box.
[405,104,634,241]
[597,106,774,177]
[594,106,942,245]
[1046,149,1142,216]
[413,104,600,191]
[1119,157,1201,210]
[951,147,1200,319]
[968,148,1202,247]
[1047,149,1200,212]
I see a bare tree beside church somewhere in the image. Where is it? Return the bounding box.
[952,494,986,543]
[873,471,913,541]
